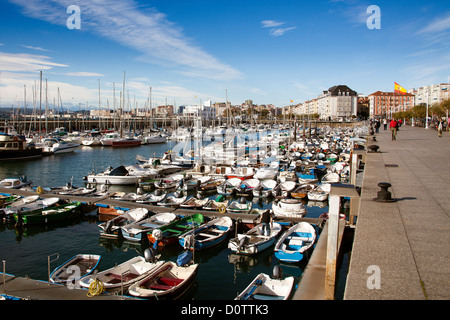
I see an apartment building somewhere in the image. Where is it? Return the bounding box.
[368,91,415,117]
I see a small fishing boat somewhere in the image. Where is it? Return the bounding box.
[274,222,317,263]
[226,166,255,180]
[14,201,82,226]
[271,198,307,218]
[154,174,184,189]
[253,162,278,180]
[50,254,101,285]
[307,185,329,201]
[235,178,260,197]
[252,179,277,198]
[121,212,178,242]
[180,197,210,209]
[147,213,204,249]
[217,177,242,196]
[228,222,282,255]
[291,184,314,199]
[79,255,165,292]
[272,180,296,198]
[3,197,60,222]
[157,192,187,207]
[203,195,229,212]
[0,177,32,189]
[179,216,233,251]
[136,190,166,204]
[98,207,148,238]
[196,178,225,196]
[235,271,295,300]
[128,255,198,299]
[111,137,142,147]
[227,198,252,214]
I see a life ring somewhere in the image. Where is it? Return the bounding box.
[36,186,44,195]
[218,204,226,214]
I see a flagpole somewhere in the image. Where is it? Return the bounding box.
[425,90,429,129]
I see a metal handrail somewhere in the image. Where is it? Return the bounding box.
[47,253,59,284]
[120,270,131,299]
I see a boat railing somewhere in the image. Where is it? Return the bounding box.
[47,253,59,284]
[120,269,131,299]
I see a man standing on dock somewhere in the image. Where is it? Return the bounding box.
[389,118,398,141]
[259,209,274,236]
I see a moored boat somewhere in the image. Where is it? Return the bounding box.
[235,271,294,300]
[98,207,148,238]
[0,133,42,161]
[228,222,282,255]
[179,216,233,251]
[50,254,101,286]
[271,198,307,218]
[147,213,204,249]
[13,201,82,226]
[274,222,317,263]
[120,212,177,242]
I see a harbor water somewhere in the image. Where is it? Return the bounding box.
[0,139,350,300]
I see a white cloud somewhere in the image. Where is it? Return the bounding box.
[419,12,450,34]
[261,20,296,37]
[9,0,242,81]
[22,45,51,52]
[64,72,105,77]
[0,52,68,72]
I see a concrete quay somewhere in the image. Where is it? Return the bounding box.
[344,124,450,300]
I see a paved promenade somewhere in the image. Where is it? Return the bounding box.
[344,124,450,300]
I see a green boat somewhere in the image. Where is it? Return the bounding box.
[147,213,204,248]
[14,201,82,225]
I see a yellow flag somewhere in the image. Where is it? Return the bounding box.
[394,82,407,94]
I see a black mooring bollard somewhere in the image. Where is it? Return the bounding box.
[373,182,396,202]
[368,145,380,153]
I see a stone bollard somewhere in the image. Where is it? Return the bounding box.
[368,145,380,153]
[373,182,396,202]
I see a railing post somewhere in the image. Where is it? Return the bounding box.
[325,194,340,300]
[48,253,59,284]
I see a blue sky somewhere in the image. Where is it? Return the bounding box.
[0,0,449,110]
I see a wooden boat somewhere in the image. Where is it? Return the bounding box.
[147,213,204,249]
[3,197,60,222]
[157,192,187,207]
[291,184,314,199]
[203,195,229,212]
[226,199,252,214]
[272,180,296,198]
[154,174,184,189]
[225,166,255,180]
[228,222,282,255]
[79,256,165,292]
[252,179,276,198]
[49,254,101,285]
[235,272,295,300]
[274,222,317,263]
[136,190,166,204]
[180,197,210,209]
[128,259,198,299]
[196,178,225,195]
[217,177,241,196]
[0,132,42,160]
[111,137,142,147]
[271,198,307,218]
[121,212,177,242]
[179,216,233,251]
[0,194,21,207]
[235,178,260,197]
[182,175,211,192]
[307,186,329,201]
[98,208,148,238]
[13,201,82,226]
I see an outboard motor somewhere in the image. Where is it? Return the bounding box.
[273,265,283,280]
[238,236,250,251]
[144,248,157,263]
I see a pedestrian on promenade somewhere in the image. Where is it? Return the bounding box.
[389,118,398,141]
[438,121,443,138]
[383,118,387,130]
[259,209,274,236]
[375,119,380,133]
[398,119,402,128]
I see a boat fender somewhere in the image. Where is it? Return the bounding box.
[144,248,157,263]
[273,265,283,280]
[152,229,163,241]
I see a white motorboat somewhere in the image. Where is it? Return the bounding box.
[271,198,307,218]
[42,138,79,154]
[85,165,158,185]
[253,161,279,180]
[253,179,277,198]
[0,176,32,189]
[98,208,149,238]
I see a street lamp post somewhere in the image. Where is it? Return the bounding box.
[425,91,429,129]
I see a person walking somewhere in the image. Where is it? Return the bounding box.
[375,119,380,133]
[438,121,443,138]
[383,118,388,130]
[389,118,398,141]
